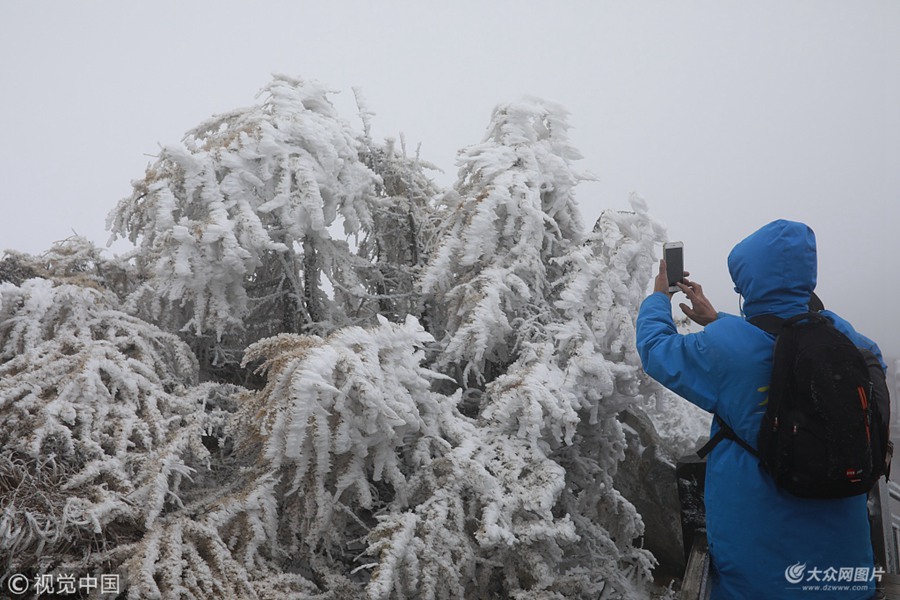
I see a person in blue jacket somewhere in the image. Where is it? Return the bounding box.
[636,219,885,600]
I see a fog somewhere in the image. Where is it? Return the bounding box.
[1,1,897,360]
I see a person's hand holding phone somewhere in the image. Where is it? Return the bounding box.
[654,259,687,297]
[654,260,718,326]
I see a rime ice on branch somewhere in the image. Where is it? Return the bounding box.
[421,99,587,386]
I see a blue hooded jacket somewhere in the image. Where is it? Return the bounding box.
[637,220,883,600]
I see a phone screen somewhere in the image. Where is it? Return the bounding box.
[665,245,684,289]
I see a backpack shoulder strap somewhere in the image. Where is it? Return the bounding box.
[747,313,784,335]
[748,311,829,335]
[697,415,760,459]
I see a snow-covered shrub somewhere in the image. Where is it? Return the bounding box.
[0,277,223,582]
[130,315,463,597]
[233,316,456,561]
[1,236,133,297]
[365,424,580,600]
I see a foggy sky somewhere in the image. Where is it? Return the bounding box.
[1,1,898,361]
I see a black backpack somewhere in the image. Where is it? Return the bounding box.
[699,312,892,499]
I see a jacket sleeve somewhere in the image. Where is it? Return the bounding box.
[636,292,720,413]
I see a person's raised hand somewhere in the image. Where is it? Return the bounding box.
[653,260,690,299]
[677,277,718,326]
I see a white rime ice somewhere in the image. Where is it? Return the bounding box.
[107,75,379,342]
[0,75,708,599]
[421,99,586,386]
[0,277,212,573]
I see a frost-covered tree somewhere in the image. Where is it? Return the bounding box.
[412,96,688,596]
[107,75,381,381]
[445,197,668,597]
[421,99,587,387]
[415,101,692,596]
[552,196,664,413]
[550,197,668,592]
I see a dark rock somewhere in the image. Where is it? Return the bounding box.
[615,407,688,581]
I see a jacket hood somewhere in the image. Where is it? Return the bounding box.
[726,219,817,319]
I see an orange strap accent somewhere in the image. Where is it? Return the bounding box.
[858,386,871,443]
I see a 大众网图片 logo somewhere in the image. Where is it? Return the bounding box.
[784,562,882,586]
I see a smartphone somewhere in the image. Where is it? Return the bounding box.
[663,241,684,293]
